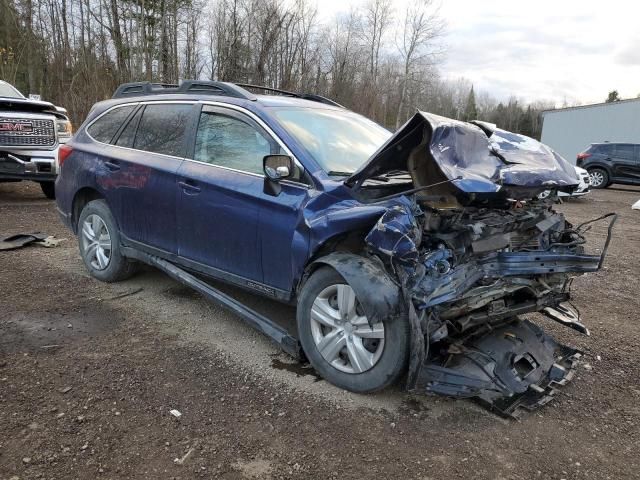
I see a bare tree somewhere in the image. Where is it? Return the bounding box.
[395,0,443,128]
[362,0,392,82]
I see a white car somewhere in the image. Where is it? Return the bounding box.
[539,166,591,199]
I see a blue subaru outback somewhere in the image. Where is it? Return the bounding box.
[55,81,615,416]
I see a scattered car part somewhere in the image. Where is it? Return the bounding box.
[0,232,48,250]
[408,319,582,417]
[0,232,65,250]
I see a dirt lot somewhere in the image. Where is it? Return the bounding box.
[1,181,639,480]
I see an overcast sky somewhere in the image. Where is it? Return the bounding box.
[315,0,640,106]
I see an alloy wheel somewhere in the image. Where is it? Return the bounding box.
[81,214,112,270]
[309,284,385,374]
[589,170,605,188]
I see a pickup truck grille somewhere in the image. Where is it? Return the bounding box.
[0,117,56,147]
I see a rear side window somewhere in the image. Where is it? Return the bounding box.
[590,144,613,155]
[615,144,635,160]
[87,105,136,144]
[115,107,143,148]
[134,104,192,157]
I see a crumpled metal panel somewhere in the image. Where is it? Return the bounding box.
[364,201,421,265]
[311,252,403,326]
[347,112,580,196]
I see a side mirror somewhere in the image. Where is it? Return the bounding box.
[263,154,293,181]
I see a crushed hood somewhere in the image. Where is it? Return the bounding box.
[346,112,579,199]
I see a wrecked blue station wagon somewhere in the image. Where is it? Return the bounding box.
[55,81,616,417]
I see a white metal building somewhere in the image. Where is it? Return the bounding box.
[541,98,640,164]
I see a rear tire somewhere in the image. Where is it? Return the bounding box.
[77,199,137,282]
[588,168,609,189]
[297,267,409,393]
[40,181,56,199]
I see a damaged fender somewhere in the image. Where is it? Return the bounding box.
[310,252,403,326]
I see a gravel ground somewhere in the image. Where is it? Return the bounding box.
[1,180,639,480]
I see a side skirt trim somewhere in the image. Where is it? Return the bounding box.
[124,249,302,359]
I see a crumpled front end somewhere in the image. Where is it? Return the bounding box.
[347,112,581,204]
[363,197,616,417]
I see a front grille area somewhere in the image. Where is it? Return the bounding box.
[0,117,56,147]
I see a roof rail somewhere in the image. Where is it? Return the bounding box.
[236,83,344,108]
[235,83,297,97]
[298,93,344,108]
[112,80,257,100]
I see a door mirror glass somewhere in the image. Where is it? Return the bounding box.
[264,154,293,181]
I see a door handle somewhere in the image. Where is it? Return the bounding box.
[105,160,120,171]
[178,180,201,194]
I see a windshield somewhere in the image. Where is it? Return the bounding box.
[0,82,24,99]
[270,107,392,175]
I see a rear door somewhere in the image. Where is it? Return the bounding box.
[97,102,196,254]
[611,143,640,182]
[176,104,309,295]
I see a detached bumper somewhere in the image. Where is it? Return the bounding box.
[0,147,58,182]
[409,319,581,418]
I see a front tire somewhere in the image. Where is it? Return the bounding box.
[588,168,609,189]
[39,181,56,199]
[297,267,409,393]
[77,199,137,282]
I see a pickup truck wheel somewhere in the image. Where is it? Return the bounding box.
[297,267,409,393]
[39,181,56,199]
[77,199,137,282]
[588,168,608,189]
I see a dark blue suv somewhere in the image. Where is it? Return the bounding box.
[55,81,614,416]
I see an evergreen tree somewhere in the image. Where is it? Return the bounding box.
[463,85,478,121]
[606,90,621,102]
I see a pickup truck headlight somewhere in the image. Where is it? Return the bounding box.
[57,119,73,139]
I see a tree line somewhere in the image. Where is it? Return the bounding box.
[1,0,551,139]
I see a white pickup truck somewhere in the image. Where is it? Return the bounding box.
[0,80,72,198]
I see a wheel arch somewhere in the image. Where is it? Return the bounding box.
[585,162,613,177]
[295,228,370,296]
[71,187,105,233]
[306,252,404,326]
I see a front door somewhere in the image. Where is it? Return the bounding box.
[177,105,277,284]
[176,105,310,296]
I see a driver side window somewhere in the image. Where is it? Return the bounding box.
[194,111,276,175]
